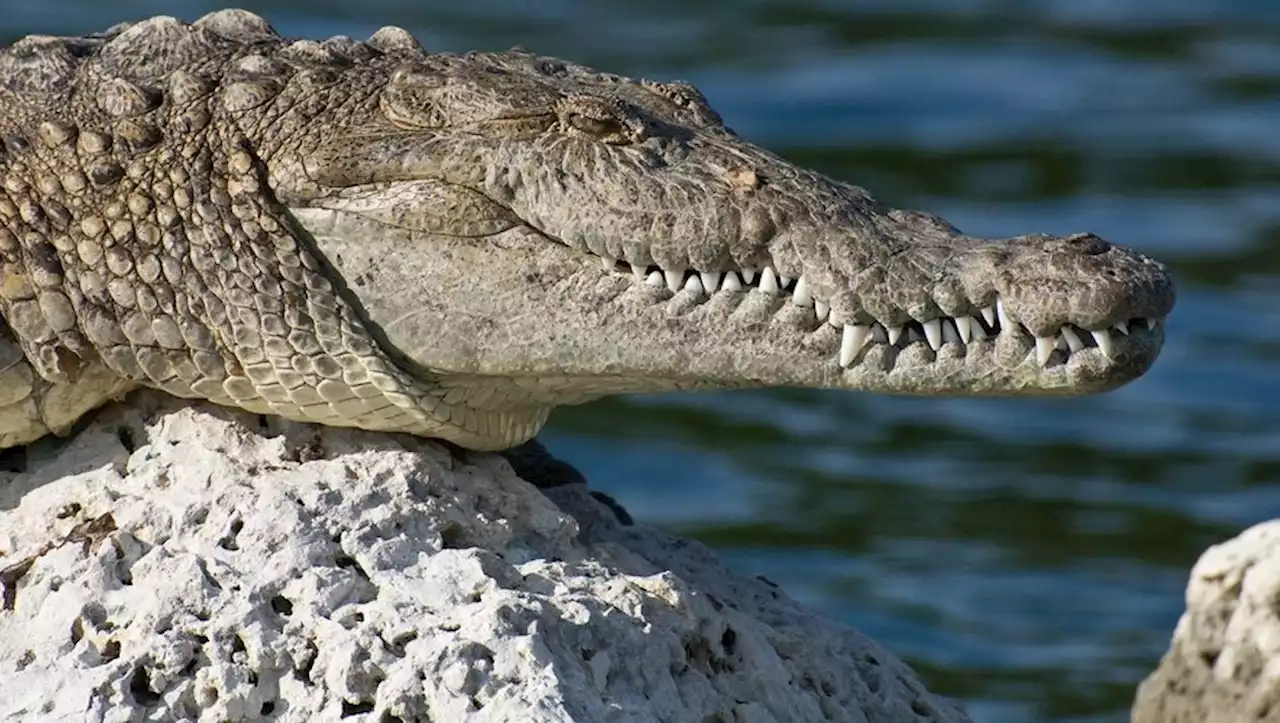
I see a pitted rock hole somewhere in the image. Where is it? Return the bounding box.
[217,518,243,550]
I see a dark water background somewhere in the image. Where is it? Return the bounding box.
[6,1,1280,720]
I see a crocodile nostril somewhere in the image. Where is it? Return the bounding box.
[1066,233,1111,255]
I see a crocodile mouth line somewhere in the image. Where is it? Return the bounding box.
[590,253,1166,372]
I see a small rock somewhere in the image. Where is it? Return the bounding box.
[1133,521,1280,723]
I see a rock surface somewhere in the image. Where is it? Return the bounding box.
[1133,521,1280,723]
[0,392,969,723]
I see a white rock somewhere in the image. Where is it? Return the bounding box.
[0,392,970,722]
[1133,520,1280,722]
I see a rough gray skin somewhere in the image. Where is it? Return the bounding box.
[0,10,1175,454]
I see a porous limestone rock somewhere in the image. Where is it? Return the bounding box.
[0,392,969,723]
[1133,521,1280,723]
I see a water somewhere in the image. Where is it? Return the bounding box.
[5,2,1279,720]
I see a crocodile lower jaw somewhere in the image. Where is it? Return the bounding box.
[596,257,1168,382]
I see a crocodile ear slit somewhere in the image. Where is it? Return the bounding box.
[301,180,519,237]
[301,135,446,187]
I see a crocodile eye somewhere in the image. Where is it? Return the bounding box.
[557,95,642,144]
[567,112,626,141]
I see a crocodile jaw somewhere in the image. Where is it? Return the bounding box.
[293,202,1172,420]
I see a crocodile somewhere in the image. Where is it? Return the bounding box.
[0,10,1174,461]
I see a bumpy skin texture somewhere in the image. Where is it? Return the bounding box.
[0,10,1175,452]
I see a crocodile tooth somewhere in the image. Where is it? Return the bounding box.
[1061,326,1085,352]
[996,299,1013,331]
[700,271,721,294]
[923,319,943,350]
[645,270,664,288]
[941,319,960,344]
[630,263,646,279]
[1145,318,1156,331]
[839,324,871,367]
[814,301,830,321]
[887,325,904,345]
[1091,328,1114,358]
[759,267,780,293]
[778,273,792,288]
[600,255,617,272]
[792,277,813,306]
[1056,335,1068,351]
[981,305,997,328]
[664,269,684,293]
[721,272,743,292]
[1113,320,1129,335]
[741,267,757,284]
[970,320,988,341]
[683,274,704,295]
[954,316,972,343]
[1035,336,1056,366]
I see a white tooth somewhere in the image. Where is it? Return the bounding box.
[792,277,813,306]
[923,319,943,350]
[759,267,780,293]
[981,305,996,328]
[970,320,988,341]
[683,275,704,295]
[996,299,1013,331]
[600,255,616,272]
[1113,320,1129,335]
[1145,318,1156,331]
[839,324,871,367]
[664,269,684,293]
[645,271,664,288]
[1091,328,1114,359]
[814,301,830,321]
[741,267,757,284]
[1056,335,1068,351]
[700,271,721,294]
[1061,326,1085,352]
[954,316,972,343]
[887,325,904,345]
[1035,336,1056,366]
[631,263,646,279]
[942,319,960,344]
[721,272,743,292]
[779,274,793,288]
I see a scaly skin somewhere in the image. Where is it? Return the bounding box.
[0,10,1174,452]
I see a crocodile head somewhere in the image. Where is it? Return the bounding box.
[277,40,1174,449]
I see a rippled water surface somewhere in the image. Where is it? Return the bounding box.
[5,1,1279,720]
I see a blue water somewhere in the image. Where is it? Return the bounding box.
[7,2,1280,720]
